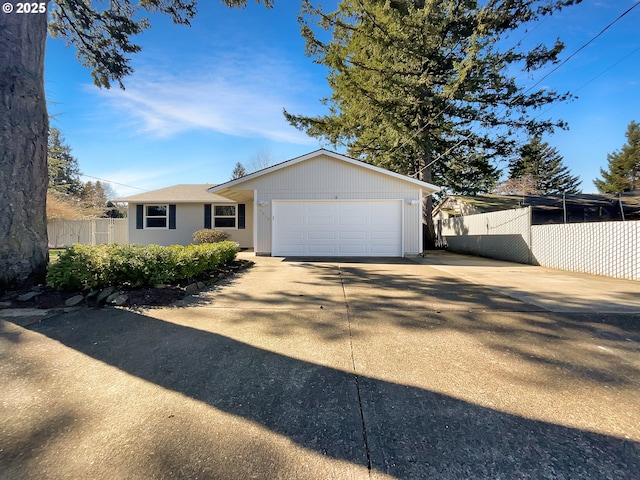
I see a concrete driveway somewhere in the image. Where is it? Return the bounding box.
[1,252,639,479]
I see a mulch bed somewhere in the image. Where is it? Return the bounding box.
[0,260,252,310]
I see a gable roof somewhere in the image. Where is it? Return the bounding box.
[115,184,233,203]
[208,149,440,195]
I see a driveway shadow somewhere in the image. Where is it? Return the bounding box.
[25,310,640,479]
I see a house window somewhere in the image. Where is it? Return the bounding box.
[145,205,168,228]
[214,205,236,228]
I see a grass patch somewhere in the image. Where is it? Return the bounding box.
[49,249,65,263]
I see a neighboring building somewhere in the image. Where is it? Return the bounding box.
[116,149,440,257]
[433,193,640,225]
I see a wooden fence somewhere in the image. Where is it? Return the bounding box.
[47,218,128,248]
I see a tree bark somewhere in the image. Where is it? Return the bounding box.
[0,5,49,290]
[420,152,437,250]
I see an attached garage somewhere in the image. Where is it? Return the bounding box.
[272,200,403,257]
[208,149,440,257]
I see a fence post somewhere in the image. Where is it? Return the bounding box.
[527,206,533,265]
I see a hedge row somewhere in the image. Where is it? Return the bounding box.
[46,242,239,291]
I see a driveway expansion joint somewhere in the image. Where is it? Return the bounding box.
[338,264,372,475]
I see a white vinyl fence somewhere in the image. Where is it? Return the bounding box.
[439,207,639,281]
[439,208,533,264]
[532,221,639,281]
[48,218,128,248]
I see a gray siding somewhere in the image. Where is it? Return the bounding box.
[127,203,253,248]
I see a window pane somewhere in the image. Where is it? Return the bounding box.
[147,217,167,228]
[147,205,167,217]
[214,218,235,228]
[215,205,235,216]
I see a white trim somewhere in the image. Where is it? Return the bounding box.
[253,190,258,252]
[144,204,169,230]
[212,204,237,229]
[208,149,441,194]
[418,188,423,253]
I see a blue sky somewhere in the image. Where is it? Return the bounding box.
[45,0,640,197]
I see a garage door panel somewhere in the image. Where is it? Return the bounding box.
[308,231,336,240]
[339,217,367,226]
[273,201,402,257]
[307,245,338,255]
[338,245,368,255]
[339,231,367,240]
[371,231,400,240]
[308,216,335,226]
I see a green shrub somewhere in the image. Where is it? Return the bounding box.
[46,242,239,291]
[193,229,230,244]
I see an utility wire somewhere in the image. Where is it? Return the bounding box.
[523,0,640,95]
[80,174,148,192]
[409,1,640,179]
[532,45,640,120]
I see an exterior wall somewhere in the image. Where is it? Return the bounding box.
[440,207,533,264]
[127,203,254,247]
[433,198,481,222]
[532,221,639,281]
[240,155,423,255]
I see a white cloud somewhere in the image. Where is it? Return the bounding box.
[93,51,321,145]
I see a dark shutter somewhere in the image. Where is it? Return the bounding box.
[238,203,246,229]
[204,204,212,229]
[136,205,144,229]
[169,204,176,229]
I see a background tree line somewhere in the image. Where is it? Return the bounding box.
[47,127,125,219]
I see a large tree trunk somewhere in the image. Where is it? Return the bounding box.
[420,152,437,250]
[0,6,49,290]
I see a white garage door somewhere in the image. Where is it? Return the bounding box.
[272,200,403,257]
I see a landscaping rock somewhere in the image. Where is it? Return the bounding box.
[97,286,116,305]
[196,281,206,290]
[64,295,84,307]
[113,294,128,306]
[17,291,40,302]
[184,283,199,294]
[106,292,122,304]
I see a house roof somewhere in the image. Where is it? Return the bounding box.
[207,149,441,196]
[115,184,233,204]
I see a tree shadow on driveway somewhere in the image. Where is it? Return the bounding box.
[22,309,640,479]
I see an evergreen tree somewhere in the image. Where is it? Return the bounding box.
[594,120,640,193]
[48,127,84,195]
[508,137,581,194]
[80,181,108,215]
[440,150,501,196]
[285,0,580,246]
[1,0,272,288]
[231,162,248,180]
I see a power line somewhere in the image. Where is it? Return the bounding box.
[409,1,640,179]
[523,0,640,95]
[80,174,148,192]
[533,45,640,120]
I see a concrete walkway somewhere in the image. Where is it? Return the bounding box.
[1,252,639,479]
